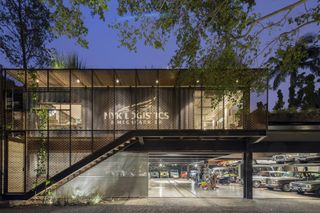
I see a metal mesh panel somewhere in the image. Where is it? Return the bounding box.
[136,88,157,129]
[247,91,267,130]
[71,131,92,165]
[48,131,70,178]
[202,90,224,130]
[27,70,47,90]
[115,88,135,130]
[93,131,114,152]
[93,87,114,130]
[7,132,25,193]
[5,90,24,130]
[71,88,92,130]
[225,91,243,129]
[26,131,47,191]
[159,88,178,129]
[180,87,195,129]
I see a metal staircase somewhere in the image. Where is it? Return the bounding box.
[3,131,136,200]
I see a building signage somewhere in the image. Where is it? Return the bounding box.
[104,97,169,125]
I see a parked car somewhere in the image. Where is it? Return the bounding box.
[149,171,160,178]
[189,170,198,179]
[290,177,320,196]
[170,169,180,178]
[160,170,169,178]
[272,154,298,164]
[218,173,238,185]
[266,171,320,192]
[252,171,287,188]
[297,153,320,163]
[180,171,188,178]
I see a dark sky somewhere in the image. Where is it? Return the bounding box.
[0,0,318,108]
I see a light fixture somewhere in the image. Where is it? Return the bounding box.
[76,79,80,84]
[155,80,159,84]
[236,79,239,83]
[35,79,39,83]
[116,79,120,84]
[196,80,200,84]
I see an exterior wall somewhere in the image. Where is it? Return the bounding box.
[55,152,148,198]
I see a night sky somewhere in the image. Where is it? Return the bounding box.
[0,0,318,108]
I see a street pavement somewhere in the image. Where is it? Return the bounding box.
[1,198,320,213]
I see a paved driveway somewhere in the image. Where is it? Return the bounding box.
[1,198,320,213]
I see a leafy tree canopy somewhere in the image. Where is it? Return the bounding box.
[0,0,109,69]
[112,0,320,87]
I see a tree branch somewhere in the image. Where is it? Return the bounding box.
[236,0,307,39]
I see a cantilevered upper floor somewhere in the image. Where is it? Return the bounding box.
[0,68,268,132]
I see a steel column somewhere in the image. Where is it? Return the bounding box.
[243,141,253,199]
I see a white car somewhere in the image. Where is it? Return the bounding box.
[272,154,298,164]
[170,169,179,178]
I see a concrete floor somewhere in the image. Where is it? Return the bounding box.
[2,198,320,213]
[148,178,315,198]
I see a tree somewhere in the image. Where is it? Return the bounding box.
[273,90,285,112]
[0,0,54,69]
[112,1,320,87]
[0,0,109,69]
[268,34,320,110]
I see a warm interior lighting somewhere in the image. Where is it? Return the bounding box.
[155,80,159,84]
[76,79,80,84]
[116,79,120,84]
[36,79,39,83]
[196,80,200,84]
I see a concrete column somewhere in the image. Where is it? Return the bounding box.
[243,142,253,199]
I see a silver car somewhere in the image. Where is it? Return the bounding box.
[253,171,286,188]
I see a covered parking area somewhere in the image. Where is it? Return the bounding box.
[126,125,320,199]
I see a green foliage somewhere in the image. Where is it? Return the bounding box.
[0,0,109,69]
[273,90,285,112]
[268,34,320,111]
[0,0,54,68]
[51,52,86,69]
[45,0,109,48]
[114,0,256,69]
[112,1,320,100]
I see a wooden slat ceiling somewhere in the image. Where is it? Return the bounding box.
[6,69,181,87]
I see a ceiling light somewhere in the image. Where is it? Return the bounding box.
[35,79,39,83]
[155,80,159,84]
[76,79,80,84]
[196,80,200,84]
[116,79,120,84]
